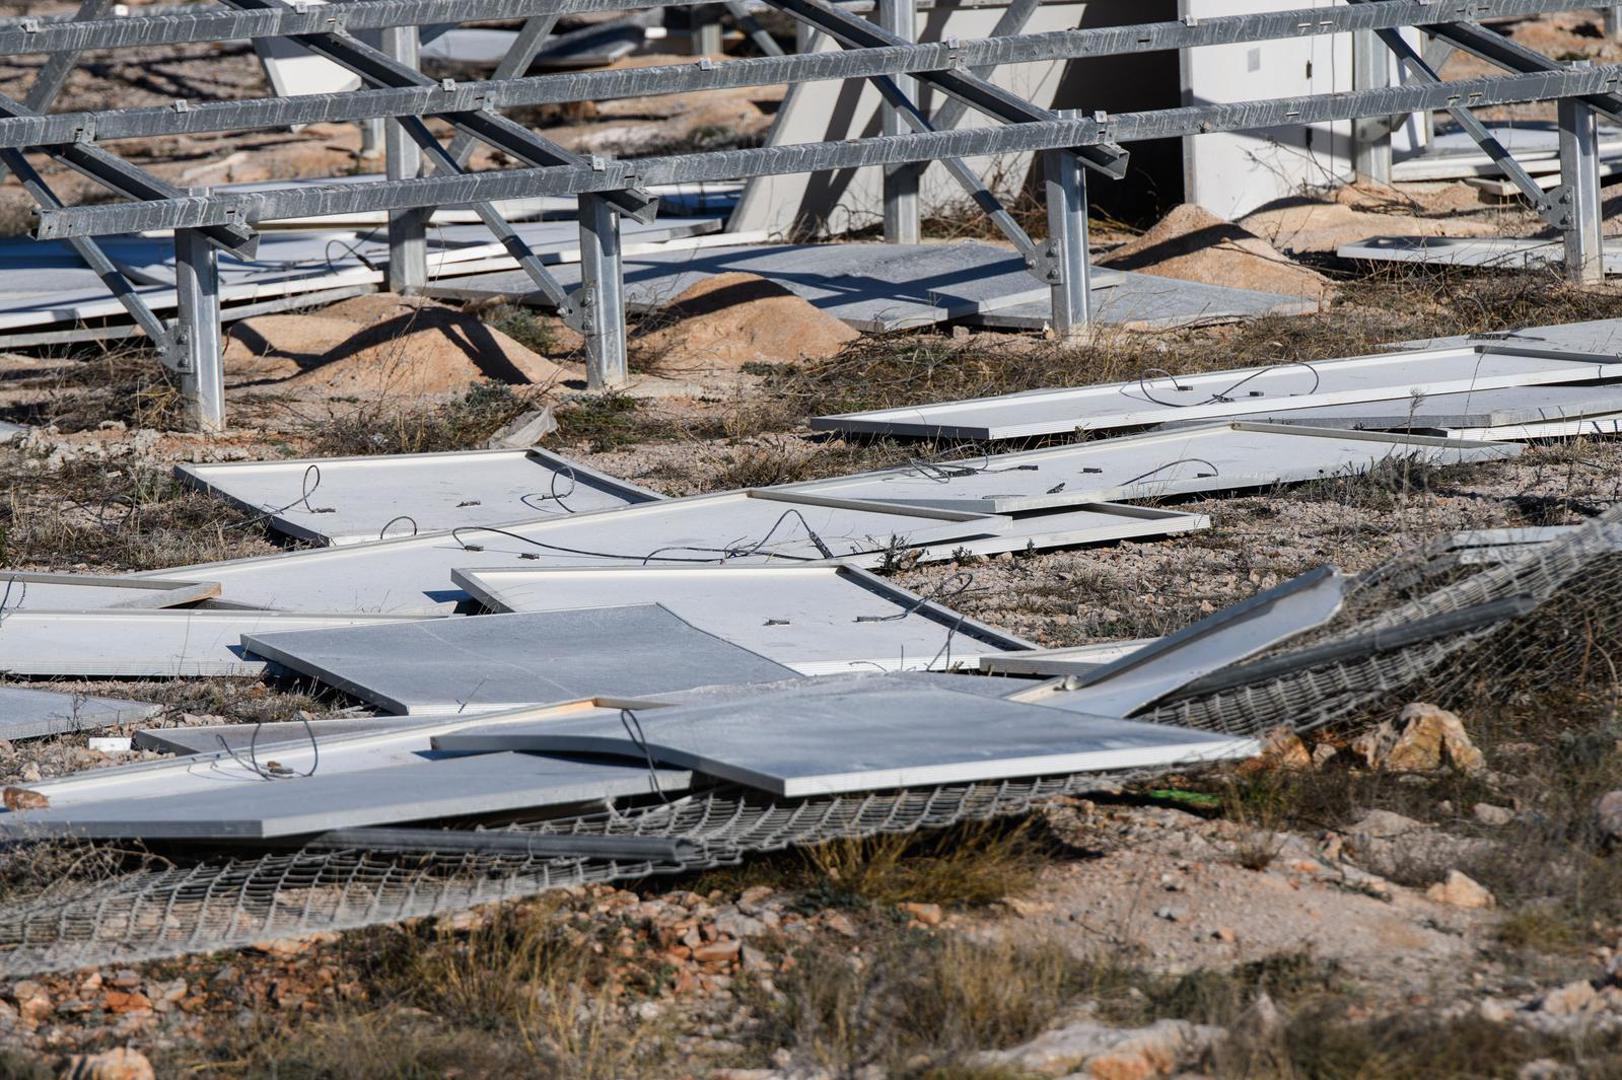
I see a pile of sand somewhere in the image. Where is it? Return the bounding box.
[223,294,574,398]
[1239,181,1505,255]
[630,272,858,372]
[1099,203,1331,299]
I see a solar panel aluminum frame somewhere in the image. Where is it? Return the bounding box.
[448,561,1038,672]
[808,344,1622,440]
[172,447,665,547]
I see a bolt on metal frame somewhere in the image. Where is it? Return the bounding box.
[9,0,1619,427]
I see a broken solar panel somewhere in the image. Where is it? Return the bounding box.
[242,605,797,715]
[430,677,1259,796]
[0,610,445,677]
[450,563,1034,673]
[0,752,691,841]
[175,448,662,546]
[1009,567,1346,715]
[0,572,219,611]
[135,491,1005,613]
[781,423,1523,513]
[810,345,1622,440]
[0,687,161,741]
[839,504,1209,565]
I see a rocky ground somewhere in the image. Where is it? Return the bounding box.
[6,8,1622,1078]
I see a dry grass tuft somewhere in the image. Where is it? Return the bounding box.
[303,381,544,456]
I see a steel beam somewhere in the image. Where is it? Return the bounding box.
[1043,143,1089,340]
[218,0,657,223]
[723,0,786,56]
[926,0,1039,134]
[0,0,1585,60]
[577,195,627,390]
[0,91,256,256]
[0,2,1603,150]
[878,0,920,243]
[1558,91,1604,283]
[764,0,1128,178]
[174,229,225,433]
[38,65,1622,237]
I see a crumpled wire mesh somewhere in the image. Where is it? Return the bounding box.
[3,507,1621,975]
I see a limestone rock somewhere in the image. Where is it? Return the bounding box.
[1594,790,1622,843]
[1238,725,1313,773]
[1473,803,1515,827]
[1353,704,1484,773]
[2,786,47,811]
[59,1048,155,1080]
[973,1017,1222,1079]
[898,902,943,927]
[1538,980,1598,1016]
[1426,870,1495,910]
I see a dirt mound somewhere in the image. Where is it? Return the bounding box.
[630,272,858,372]
[1240,182,1506,255]
[223,295,574,398]
[1099,204,1331,299]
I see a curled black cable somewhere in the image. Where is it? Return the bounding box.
[0,577,25,626]
[1121,457,1221,487]
[1132,361,1321,408]
[214,714,319,781]
[379,514,418,540]
[225,463,331,531]
[519,464,579,515]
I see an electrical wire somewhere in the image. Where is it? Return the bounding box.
[618,708,668,803]
[449,508,835,567]
[1132,361,1321,408]
[214,714,319,782]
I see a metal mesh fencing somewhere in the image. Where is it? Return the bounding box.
[3,508,1621,975]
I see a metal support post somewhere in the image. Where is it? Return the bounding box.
[173,228,224,432]
[878,0,919,243]
[577,194,627,390]
[359,117,384,160]
[1043,144,1089,341]
[1607,6,1622,41]
[694,4,723,54]
[1352,29,1392,183]
[382,25,427,293]
[1558,90,1604,283]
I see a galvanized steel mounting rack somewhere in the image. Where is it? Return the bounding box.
[8,0,1618,430]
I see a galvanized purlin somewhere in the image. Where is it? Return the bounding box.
[445,13,561,168]
[0,0,1579,61]
[217,0,658,224]
[0,0,684,54]
[0,90,257,256]
[926,0,1039,134]
[764,0,1128,178]
[0,1,1597,150]
[38,64,1622,238]
[0,0,111,191]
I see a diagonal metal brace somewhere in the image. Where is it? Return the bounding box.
[399,116,578,317]
[1375,27,1563,223]
[762,0,1128,179]
[220,0,659,223]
